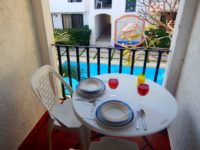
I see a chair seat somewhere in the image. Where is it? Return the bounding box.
[51,100,81,128]
[89,137,139,150]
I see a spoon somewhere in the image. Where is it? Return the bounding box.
[139,109,147,131]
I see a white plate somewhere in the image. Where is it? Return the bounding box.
[76,84,105,98]
[78,78,104,93]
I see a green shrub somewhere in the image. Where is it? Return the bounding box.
[54,25,91,46]
[144,28,171,48]
[54,29,71,45]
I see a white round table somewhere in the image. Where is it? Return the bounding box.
[72,74,177,148]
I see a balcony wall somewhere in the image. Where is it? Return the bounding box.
[165,0,200,149]
[50,0,87,13]
[0,0,54,149]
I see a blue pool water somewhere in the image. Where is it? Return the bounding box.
[63,61,166,90]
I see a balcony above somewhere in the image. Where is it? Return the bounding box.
[49,0,87,13]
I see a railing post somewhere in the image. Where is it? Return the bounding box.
[65,46,72,88]
[86,47,90,78]
[130,49,136,75]
[108,48,112,73]
[56,45,66,100]
[142,50,149,75]
[154,51,163,82]
[119,49,123,73]
[97,48,100,75]
[76,47,81,81]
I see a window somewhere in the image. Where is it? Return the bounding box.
[71,14,84,28]
[125,0,136,12]
[68,0,82,2]
[62,14,83,29]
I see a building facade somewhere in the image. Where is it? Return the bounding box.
[49,0,140,46]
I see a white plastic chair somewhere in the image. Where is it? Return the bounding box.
[30,65,90,150]
[96,0,103,8]
[89,137,139,150]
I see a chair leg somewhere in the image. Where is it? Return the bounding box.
[79,125,91,150]
[48,118,54,150]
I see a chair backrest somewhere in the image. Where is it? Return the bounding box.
[96,0,102,8]
[30,65,73,111]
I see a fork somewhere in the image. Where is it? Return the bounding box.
[89,99,97,119]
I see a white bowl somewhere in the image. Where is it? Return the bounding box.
[95,100,134,128]
[100,102,129,122]
[96,106,134,128]
[78,78,104,93]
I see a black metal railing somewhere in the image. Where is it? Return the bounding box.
[52,44,170,99]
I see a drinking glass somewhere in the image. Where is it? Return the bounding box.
[137,74,145,86]
[108,78,119,98]
[137,84,149,96]
[137,83,149,106]
[108,78,119,89]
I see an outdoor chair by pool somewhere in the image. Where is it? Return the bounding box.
[30,65,89,150]
[96,0,103,8]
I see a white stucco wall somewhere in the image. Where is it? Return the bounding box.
[0,0,53,149]
[52,13,63,28]
[49,0,86,13]
[164,0,197,95]
[165,0,200,149]
[52,12,89,29]
[83,13,89,25]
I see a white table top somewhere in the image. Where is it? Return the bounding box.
[72,74,178,137]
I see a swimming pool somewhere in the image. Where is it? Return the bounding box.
[63,61,166,91]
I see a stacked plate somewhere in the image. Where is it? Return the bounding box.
[96,100,134,128]
[76,78,105,98]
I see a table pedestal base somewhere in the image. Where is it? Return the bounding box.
[79,125,91,150]
[141,136,154,150]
